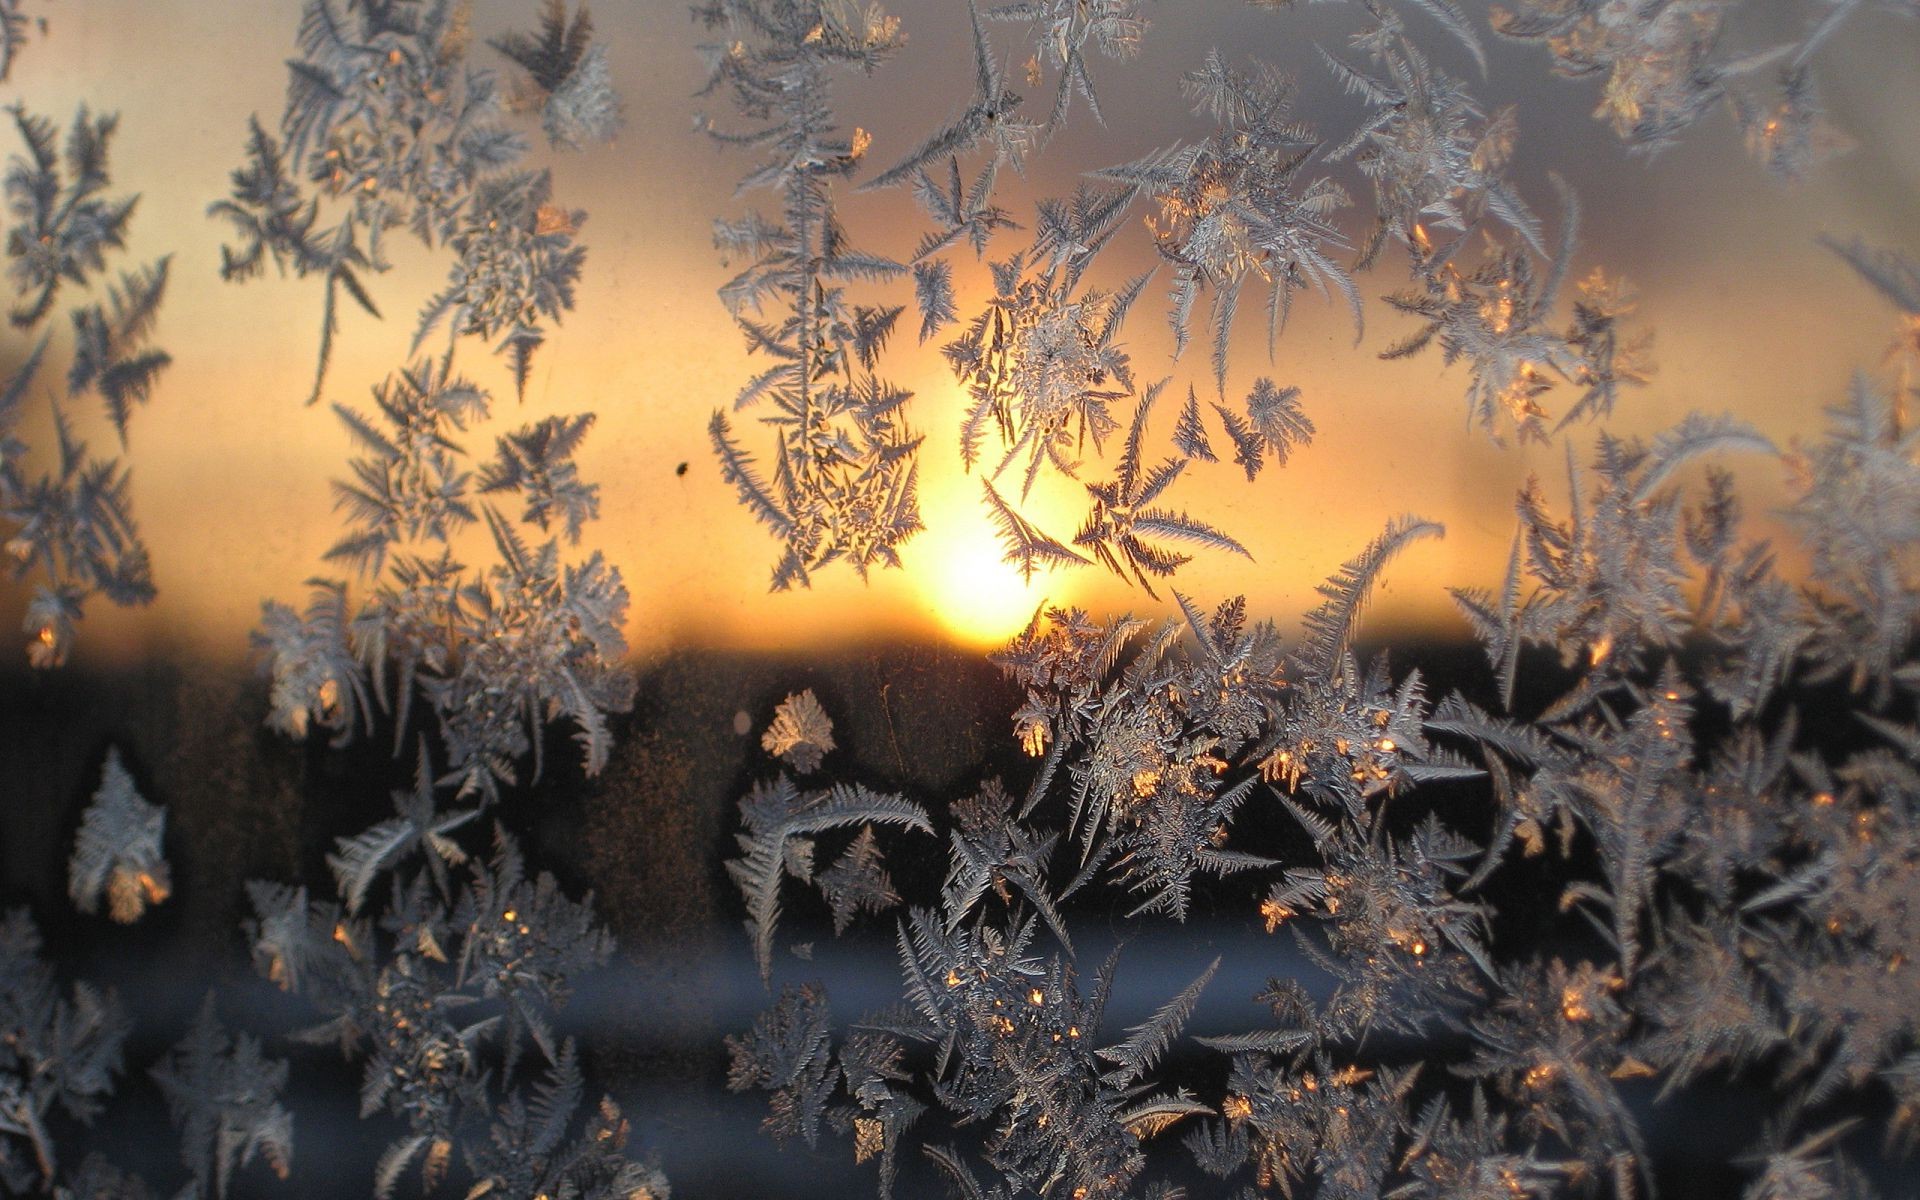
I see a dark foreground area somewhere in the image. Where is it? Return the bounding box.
[0,640,1899,1198]
[2,640,1035,1197]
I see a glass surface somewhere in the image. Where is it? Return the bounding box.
[0,3,1916,1198]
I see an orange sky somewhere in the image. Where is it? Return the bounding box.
[3,0,1917,665]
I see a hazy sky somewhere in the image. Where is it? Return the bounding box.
[4,0,1918,663]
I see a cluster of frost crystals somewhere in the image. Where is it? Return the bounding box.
[0,106,171,667]
[1098,50,1359,395]
[0,909,128,1193]
[987,0,1147,127]
[724,703,1223,1200]
[489,0,624,151]
[719,420,1920,1198]
[231,0,632,810]
[241,754,662,1200]
[1785,376,1920,699]
[151,997,295,1200]
[1381,182,1654,442]
[1491,0,1896,177]
[415,170,587,396]
[699,0,926,591]
[213,0,618,402]
[946,250,1133,492]
[255,356,632,802]
[719,240,1920,1199]
[935,205,1266,590]
[1492,0,1743,149]
[1323,11,1537,266]
[697,0,1896,602]
[721,509,1533,1197]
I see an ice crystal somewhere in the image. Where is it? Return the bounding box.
[762,688,837,774]
[4,107,138,330]
[0,910,128,1192]
[909,155,1018,265]
[216,0,605,403]
[1383,182,1653,440]
[1463,958,1644,1182]
[477,412,601,542]
[2,401,156,667]
[878,907,1210,1199]
[490,0,624,150]
[0,1,36,83]
[1734,66,1853,180]
[860,0,1036,192]
[946,247,1139,495]
[726,768,932,984]
[414,169,587,398]
[725,983,837,1148]
[324,357,487,576]
[987,0,1148,129]
[412,514,634,797]
[254,578,369,745]
[698,0,926,589]
[1324,13,1539,266]
[66,258,171,443]
[1098,50,1358,391]
[326,742,478,913]
[1450,413,1776,704]
[1073,382,1253,597]
[150,996,294,1200]
[1202,376,1315,482]
[0,105,168,666]
[67,747,170,924]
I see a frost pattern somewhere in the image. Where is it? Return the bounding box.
[212,0,615,402]
[699,0,925,590]
[0,909,128,1192]
[150,996,294,1200]
[230,7,634,805]
[762,689,837,774]
[1,106,170,666]
[719,238,1920,1198]
[67,747,170,924]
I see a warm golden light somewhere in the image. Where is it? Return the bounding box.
[917,519,1051,646]
[0,1,1908,668]
[912,468,1077,647]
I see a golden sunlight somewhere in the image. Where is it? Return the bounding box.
[914,472,1072,647]
[916,509,1051,647]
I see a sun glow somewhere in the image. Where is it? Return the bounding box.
[915,476,1070,647]
[919,514,1051,646]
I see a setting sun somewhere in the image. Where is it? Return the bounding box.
[916,508,1054,646]
[914,474,1074,647]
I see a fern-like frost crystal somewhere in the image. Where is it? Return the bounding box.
[150,996,294,1200]
[762,689,837,775]
[67,747,169,924]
